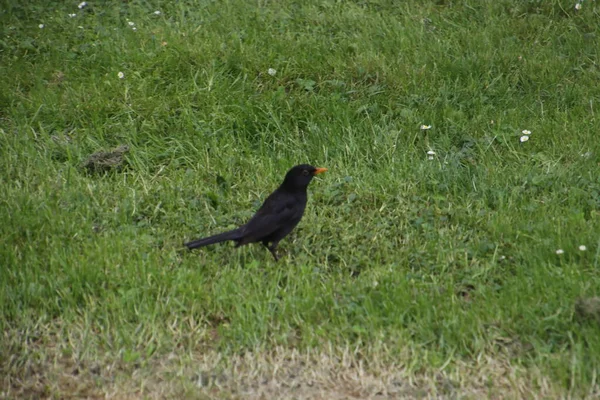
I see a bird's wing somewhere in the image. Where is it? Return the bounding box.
[238,190,305,244]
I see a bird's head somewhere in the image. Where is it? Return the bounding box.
[281,164,327,191]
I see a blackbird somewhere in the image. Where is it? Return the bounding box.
[185,164,327,260]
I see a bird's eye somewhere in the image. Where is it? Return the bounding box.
[302,169,310,176]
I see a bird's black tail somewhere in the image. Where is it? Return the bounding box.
[184,229,242,250]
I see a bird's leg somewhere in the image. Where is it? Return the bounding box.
[269,245,280,261]
[263,240,280,261]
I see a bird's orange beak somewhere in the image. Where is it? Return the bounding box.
[313,167,328,175]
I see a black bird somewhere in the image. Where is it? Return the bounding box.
[185,164,327,260]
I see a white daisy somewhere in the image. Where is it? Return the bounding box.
[556,249,564,255]
[579,245,587,251]
[267,68,277,76]
[520,136,529,142]
[118,71,125,79]
[420,124,432,130]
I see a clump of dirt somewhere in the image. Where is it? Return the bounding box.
[575,297,600,325]
[82,145,129,173]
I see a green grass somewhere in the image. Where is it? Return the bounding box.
[2,0,600,397]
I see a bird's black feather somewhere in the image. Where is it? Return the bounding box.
[184,164,326,260]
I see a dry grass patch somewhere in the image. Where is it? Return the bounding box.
[3,330,595,400]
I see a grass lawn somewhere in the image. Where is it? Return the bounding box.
[1,0,600,398]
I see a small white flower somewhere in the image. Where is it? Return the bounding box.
[78,1,87,9]
[420,124,432,130]
[39,24,44,29]
[267,68,277,76]
[128,21,135,26]
[522,129,531,135]
[132,27,137,31]
[427,150,436,160]
[520,136,529,142]
[78,26,84,29]
[579,245,587,251]
[68,13,76,18]
[556,249,564,255]
[154,10,161,15]
[118,71,125,79]
[575,3,582,10]
[499,255,506,261]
